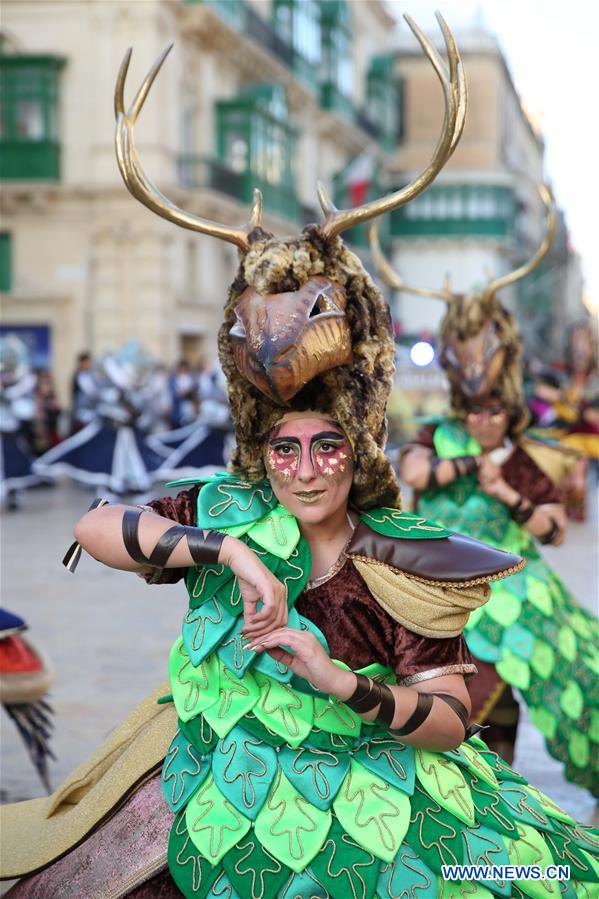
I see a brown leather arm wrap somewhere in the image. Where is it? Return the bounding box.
[392,692,433,736]
[432,691,469,733]
[63,497,110,573]
[345,674,381,713]
[344,676,397,727]
[121,509,225,568]
[427,457,441,490]
[538,517,560,545]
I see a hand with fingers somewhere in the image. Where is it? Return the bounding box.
[219,536,288,640]
[246,628,355,698]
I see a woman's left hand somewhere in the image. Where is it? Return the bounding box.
[246,628,353,697]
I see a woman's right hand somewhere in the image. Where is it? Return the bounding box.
[219,536,288,639]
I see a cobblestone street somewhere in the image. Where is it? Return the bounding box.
[1,480,597,824]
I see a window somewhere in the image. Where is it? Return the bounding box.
[0,232,11,291]
[0,54,65,180]
[321,0,353,97]
[273,0,321,89]
[217,84,298,220]
[366,54,402,148]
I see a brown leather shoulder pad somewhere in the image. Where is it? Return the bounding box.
[347,521,524,586]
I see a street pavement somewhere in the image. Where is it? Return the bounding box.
[1,479,597,824]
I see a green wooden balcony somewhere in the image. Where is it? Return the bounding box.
[180,155,300,223]
[391,184,516,238]
[0,140,60,181]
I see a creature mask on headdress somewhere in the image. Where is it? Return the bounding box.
[369,184,557,436]
[114,13,466,508]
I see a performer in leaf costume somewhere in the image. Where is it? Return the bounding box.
[2,23,598,899]
[370,190,599,798]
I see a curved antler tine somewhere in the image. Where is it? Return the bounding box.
[434,11,467,154]
[246,189,263,230]
[114,47,259,252]
[114,47,132,120]
[404,13,448,84]
[319,14,466,241]
[316,180,337,217]
[367,218,454,302]
[482,183,557,301]
[129,44,173,124]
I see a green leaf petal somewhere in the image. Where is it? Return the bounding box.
[185,774,251,866]
[246,505,301,559]
[182,599,236,666]
[502,823,561,898]
[495,648,531,691]
[377,843,437,899]
[202,664,260,738]
[313,694,362,737]
[254,769,332,873]
[355,737,416,795]
[310,816,381,899]
[333,759,411,862]
[279,745,350,810]
[443,742,499,790]
[169,640,220,723]
[196,479,276,529]
[161,727,211,813]
[212,726,278,820]
[168,808,222,899]
[405,782,465,873]
[222,831,292,899]
[415,750,475,826]
[253,672,314,746]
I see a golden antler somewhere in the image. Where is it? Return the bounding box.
[481,184,557,301]
[114,45,263,252]
[318,11,467,241]
[367,217,455,302]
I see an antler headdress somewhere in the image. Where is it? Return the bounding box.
[114,13,466,508]
[369,184,557,435]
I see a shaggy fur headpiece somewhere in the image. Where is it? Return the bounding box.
[218,225,401,510]
[439,293,529,437]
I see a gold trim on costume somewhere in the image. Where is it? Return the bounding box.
[305,542,351,591]
[348,553,525,588]
[399,664,478,686]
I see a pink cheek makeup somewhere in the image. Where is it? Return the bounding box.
[266,447,299,482]
[313,444,351,478]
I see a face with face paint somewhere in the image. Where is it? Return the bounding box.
[265,415,354,525]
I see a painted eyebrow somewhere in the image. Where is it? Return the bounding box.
[310,431,346,442]
[268,436,301,447]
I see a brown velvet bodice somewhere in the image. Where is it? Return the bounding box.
[294,557,475,683]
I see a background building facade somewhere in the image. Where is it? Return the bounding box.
[0,0,587,403]
[388,25,586,357]
[0,0,400,402]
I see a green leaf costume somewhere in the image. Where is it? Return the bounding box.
[416,421,599,798]
[159,474,599,898]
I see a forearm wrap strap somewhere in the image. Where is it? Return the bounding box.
[427,457,441,490]
[392,692,433,736]
[63,497,110,573]
[539,517,560,545]
[122,509,225,568]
